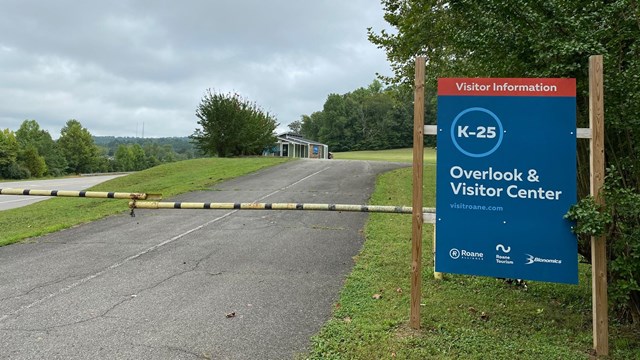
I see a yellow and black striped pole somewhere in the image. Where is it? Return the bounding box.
[0,188,161,200]
[129,200,435,215]
[1,187,436,215]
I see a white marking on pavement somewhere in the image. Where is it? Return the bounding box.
[257,168,328,201]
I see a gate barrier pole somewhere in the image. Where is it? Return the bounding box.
[0,188,161,200]
[128,200,435,215]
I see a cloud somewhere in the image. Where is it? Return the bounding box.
[0,0,392,138]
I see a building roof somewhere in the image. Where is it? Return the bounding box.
[276,132,326,146]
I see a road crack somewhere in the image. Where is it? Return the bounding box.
[0,274,83,302]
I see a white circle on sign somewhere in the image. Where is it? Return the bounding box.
[450,107,504,158]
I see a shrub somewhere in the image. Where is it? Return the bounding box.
[567,166,640,324]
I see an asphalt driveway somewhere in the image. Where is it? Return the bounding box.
[0,159,407,359]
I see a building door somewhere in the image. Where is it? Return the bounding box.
[282,144,288,157]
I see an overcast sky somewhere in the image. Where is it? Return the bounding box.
[0,1,394,138]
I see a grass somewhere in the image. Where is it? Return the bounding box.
[333,148,436,163]
[304,151,640,359]
[0,157,289,246]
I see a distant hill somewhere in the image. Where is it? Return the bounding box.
[93,136,200,157]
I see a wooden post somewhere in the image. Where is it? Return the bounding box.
[410,56,425,330]
[589,54,608,356]
[433,226,443,280]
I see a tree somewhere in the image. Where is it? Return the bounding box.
[299,81,417,151]
[370,0,640,323]
[16,120,55,177]
[287,120,302,134]
[15,120,45,147]
[57,119,100,174]
[190,90,278,157]
[39,134,67,176]
[129,144,146,171]
[0,129,21,178]
[301,113,322,140]
[114,145,134,171]
[18,146,47,178]
[16,120,68,176]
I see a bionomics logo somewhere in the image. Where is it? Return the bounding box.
[525,254,562,265]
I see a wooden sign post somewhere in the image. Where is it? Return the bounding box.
[589,54,608,356]
[410,56,426,330]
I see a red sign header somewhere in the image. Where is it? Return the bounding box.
[438,78,576,97]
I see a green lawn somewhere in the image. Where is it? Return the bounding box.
[333,148,436,164]
[0,157,289,246]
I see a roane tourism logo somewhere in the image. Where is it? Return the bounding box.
[449,248,484,261]
[495,243,514,265]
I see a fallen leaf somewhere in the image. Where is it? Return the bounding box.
[225,312,236,318]
[343,317,352,323]
[396,288,403,293]
[468,307,477,313]
[372,294,382,300]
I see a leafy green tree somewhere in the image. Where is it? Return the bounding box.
[0,129,18,168]
[14,120,55,177]
[142,143,176,167]
[39,136,67,176]
[130,144,146,171]
[114,144,134,171]
[300,81,418,151]
[287,120,302,134]
[17,146,47,178]
[15,120,68,176]
[15,120,45,147]
[57,119,100,174]
[300,112,323,140]
[318,93,351,151]
[370,0,640,323]
[0,129,20,178]
[160,144,177,162]
[191,90,278,157]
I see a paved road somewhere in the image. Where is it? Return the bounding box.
[0,160,407,359]
[0,175,127,211]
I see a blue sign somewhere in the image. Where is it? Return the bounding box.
[435,78,578,284]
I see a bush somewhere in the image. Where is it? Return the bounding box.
[47,168,65,178]
[566,166,640,324]
[1,162,31,179]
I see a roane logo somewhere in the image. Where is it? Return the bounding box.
[449,248,484,261]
